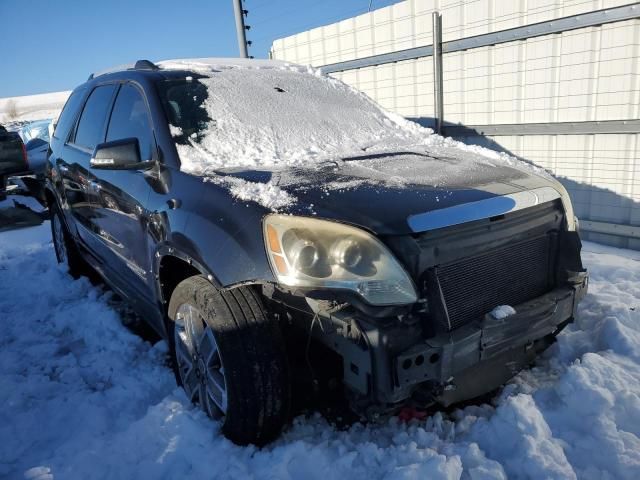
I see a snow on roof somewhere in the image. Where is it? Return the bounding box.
[91,57,302,79]
[157,57,300,72]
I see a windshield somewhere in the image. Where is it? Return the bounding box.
[156,67,420,175]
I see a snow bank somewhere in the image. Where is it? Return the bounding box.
[1,214,640,479]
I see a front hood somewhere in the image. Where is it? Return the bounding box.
[220,145,566,235]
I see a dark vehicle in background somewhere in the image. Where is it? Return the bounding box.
[0,124,27,200]
[45,58,588,446]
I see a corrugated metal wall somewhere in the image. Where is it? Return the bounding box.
[271,0,640,249]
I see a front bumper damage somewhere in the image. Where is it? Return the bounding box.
[295,271,587,416]
[266,200,588,417]
[396,276,588,407]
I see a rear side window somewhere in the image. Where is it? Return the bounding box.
[53,90,84,140]
[106,84,154,160]
[73,84,116,150]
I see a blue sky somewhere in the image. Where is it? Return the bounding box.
[0,0,399,98]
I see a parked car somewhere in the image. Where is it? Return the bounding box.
[19,119,52,175]
[16,119,53,202]
[0,124,27,200]
[45,58,588,446]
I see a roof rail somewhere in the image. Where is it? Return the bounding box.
[133,60,159,71]
[87,59,160,81]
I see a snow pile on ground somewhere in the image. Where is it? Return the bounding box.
[1,217,639,479]
[0,91,69,124]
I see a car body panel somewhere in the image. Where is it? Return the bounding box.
[215,157,567,236]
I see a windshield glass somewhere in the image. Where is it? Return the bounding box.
[156,67,421,175]
[19,120,51,143]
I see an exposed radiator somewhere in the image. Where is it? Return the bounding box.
[434,234,555,331]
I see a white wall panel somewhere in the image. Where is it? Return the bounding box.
[271,0,640,247]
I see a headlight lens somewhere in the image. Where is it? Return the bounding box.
[263,215,417,306]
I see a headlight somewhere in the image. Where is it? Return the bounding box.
[263,214,417,306]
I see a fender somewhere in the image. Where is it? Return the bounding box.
[154,244,219,291]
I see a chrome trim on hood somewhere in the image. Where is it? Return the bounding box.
[407,186,561,233]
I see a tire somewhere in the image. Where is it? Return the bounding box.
[167,276,290,445]
[50,201,88,278]
[0,175,6,201]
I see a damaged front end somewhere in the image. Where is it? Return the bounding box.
[262,197,588,419]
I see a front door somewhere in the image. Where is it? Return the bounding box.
[61,84,117,251]
[88,83,157,301]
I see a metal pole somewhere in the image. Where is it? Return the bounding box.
[232,0,249,58]
[432,11,444,134]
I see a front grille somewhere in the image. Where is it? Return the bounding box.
[433,235,555,330]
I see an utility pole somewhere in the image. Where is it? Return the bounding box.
[432,11,444,134]
[232,0,249,58]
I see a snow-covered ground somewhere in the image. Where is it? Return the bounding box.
[0,91,69,124]
[1,209,639,480]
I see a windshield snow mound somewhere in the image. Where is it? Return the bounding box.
[161,65,424,175]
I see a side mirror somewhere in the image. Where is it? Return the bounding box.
[90,138,154,170]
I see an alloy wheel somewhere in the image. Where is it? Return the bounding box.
[174,303,228,418]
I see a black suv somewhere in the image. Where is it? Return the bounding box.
[46,58,588,445]
[1,124,28,200]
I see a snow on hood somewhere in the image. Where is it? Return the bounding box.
[157,60,551,210]
[204,175,297,211]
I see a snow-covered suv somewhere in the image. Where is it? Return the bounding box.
[45,58,588,445]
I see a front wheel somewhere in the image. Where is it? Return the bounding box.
[167,276,290,445]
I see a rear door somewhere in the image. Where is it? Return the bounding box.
[58,84,117,249]
[88,82,157,300]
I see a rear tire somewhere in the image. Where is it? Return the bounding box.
[0,175,6,201]
[167,276,290,445]
[50,201,87,278]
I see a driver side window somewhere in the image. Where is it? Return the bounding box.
[107,84,154,161]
